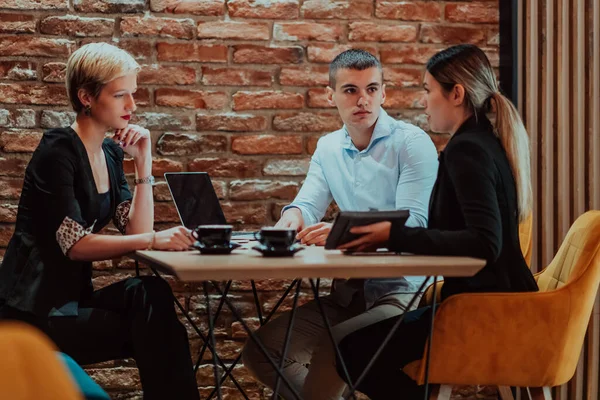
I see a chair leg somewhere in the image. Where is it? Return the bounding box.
[498,386,516,400]
[527,387,552,400]
[515,387,523,400]
[429,384,452,400]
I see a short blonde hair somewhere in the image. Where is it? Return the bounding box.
[66,42,140,113]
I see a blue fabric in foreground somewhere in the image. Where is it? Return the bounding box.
[57,352,110,400]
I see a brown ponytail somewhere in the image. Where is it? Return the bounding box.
[491,92,532,220]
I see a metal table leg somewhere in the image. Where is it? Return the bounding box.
[337,279,430,399]
[307,279,357,400]
[273,280,302,398]
[210,280,303,400]
[194,280,233,373]
[205,279,300,400]
[424,276,439,400]
[204,281,222,399]
[251,280,264,325]
[147,267,248,397]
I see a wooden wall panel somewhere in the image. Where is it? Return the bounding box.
[518,0,600,398]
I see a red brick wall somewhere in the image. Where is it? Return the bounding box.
[0,1,499,398]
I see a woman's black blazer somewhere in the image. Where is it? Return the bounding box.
[0,127,132,316]
[389,114,538,299]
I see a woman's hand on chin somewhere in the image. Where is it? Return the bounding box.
[113,124,151,160]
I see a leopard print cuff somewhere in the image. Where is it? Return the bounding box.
[114,200,131,235]
[56,216,95,256]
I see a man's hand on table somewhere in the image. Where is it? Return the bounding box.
[275,208,305,232]
[273,208,334,246]
[296,222,332,246]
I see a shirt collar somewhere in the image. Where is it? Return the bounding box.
[342,108,392,152]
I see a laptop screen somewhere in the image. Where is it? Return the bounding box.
[164,172,227,229]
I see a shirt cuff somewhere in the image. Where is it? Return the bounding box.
[56,216,95,256]
[114,200,131,235]
[281,204,301,217]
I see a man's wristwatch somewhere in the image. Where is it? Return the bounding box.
[134,175,155,185]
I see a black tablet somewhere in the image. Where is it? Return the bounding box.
[324,210,410,250]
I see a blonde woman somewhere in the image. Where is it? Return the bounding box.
[0,43,199,399]
[331,44,539,398]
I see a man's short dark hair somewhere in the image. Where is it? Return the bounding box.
[329,49,382,88]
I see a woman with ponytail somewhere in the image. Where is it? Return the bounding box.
[333,44,539,398]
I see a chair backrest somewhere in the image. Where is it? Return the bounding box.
[519,212,533,267]
[537,210,600,383]
[537,211,600,291]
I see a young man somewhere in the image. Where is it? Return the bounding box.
[242,50,438,400]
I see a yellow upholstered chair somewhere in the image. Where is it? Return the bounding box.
[419,213,534,307]
[519,213,534,267]
[402,210,600,399]
[0,321,82,400]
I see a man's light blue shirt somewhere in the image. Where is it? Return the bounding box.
[283,108,439,307]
